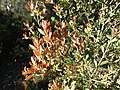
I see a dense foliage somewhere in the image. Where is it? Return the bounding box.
[22,0,120,90]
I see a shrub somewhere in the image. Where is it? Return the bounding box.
[22,0,120,89]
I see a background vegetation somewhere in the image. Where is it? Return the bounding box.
[0,0,32,89]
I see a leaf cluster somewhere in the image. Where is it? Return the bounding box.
[22,0,120,89]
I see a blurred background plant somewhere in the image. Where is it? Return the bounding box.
[0,0,33,89]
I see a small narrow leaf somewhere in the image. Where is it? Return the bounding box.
[49,31,52,38]
[22,71,27,76]
[27,68,36,72]
[114,59,119,63]
[38,28,45,35]
[63,29,68,37]
[24,66,27,72]
[29,44,37,50]
[31,57,36,65]
[33,50,41,57]
[58,22,61,28]
[25,75,33,81]
[101,45,104,53]
[42,20,47,30]
[84,28,88,33]
[106,35,112,39]
[38,39,43,46]
[53,30,60,39]
[43,70,50,75]
[44,35,51,42]
[71,38,76,44]
[42,60,46,65]
[94,59,97,68]
[100,61,108,66]
[110,38,117,43]
[64,85,70,90]
[33,38,38,48]
[52,9,57,12]
[71,81,76,90]
[46,22,50,29]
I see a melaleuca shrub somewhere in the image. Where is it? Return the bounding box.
[22,0,120,89]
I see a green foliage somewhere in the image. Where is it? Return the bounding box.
[22,0,120,89]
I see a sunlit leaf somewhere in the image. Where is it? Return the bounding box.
[33,38,38,48]
[71,81,76,90]
[42,20,47,30]
[46,62,51,69]
[44,35,52,42]
[43,48,48,55]
[100,61,109,66]
[53,30,60,40]
[23,22,29,27]
[31,56,36,65]
[33,50,41,57]
[84,28,88,33]
[29,44,37,50]
[27,1,34,11]
[42,60,46,65]
[49,31,52,38]
[94,59,97,68]
[24,66,27,72]
[25,75,33,81]
[45,0,54,4]
[38,28,45,35]
[27,68,36,73]
[22,33,29,39]
[43,70,50,75]
[39,39,43,46]
[64,85,70,90]
[101,45,104,53]
[22,71,27,76]
[110,38,117,43]
[114,59,119,63]
[106,35,112,39]
[46,22,51,29]
[52,9,57,12]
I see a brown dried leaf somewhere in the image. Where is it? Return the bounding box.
[46,22,51,29]
[53,30,60,40]
[22,71,27,76]
[33,50,41,57]
[25,75,33,81]
[44,35,51,42]
[33,38,38,48]
[52,9,57,12]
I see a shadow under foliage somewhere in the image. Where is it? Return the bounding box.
[0,10,32,90]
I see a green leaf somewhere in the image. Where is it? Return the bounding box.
[114,59,119,63]
[100,61,109,66]
[101,45,104,53]
[94,59,97,68]
[110,38,117,43]
[85,54,89,60]
[84,28,88,33]
[106,35,112,39]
